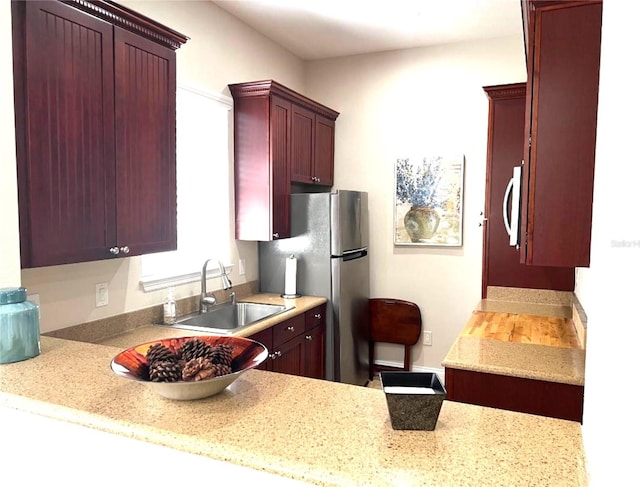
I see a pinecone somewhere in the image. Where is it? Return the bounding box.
[178,338,216,362]
[146,343,176,366]
[182,357,214,381]
[211,344,234,367]
[210,363,232,378]
[149,360,182,382]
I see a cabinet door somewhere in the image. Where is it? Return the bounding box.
[290,105,315,184]
[272,334,305,377]
[521,1,602,267]
[16,1,117,267]
[270,95,292,240]
[313,115,335,186]
[304,325,325,380]
[114,27,177,256]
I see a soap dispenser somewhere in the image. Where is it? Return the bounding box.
[163,288,177,325]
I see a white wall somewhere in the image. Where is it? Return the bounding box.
[577,1,639,484]
[0,0,21,287]
[306,37,526,369]
[14,1,305,332]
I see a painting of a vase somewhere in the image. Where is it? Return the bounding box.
[394,155,464,246]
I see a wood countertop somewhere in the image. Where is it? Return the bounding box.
[0,336,587,486]
[442,305,585,386]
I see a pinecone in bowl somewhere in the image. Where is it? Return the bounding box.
[149,360,182,382]
[178,338,216,362]
[146,343,176,365]
[182,357,232,381]
[211,344,234,367]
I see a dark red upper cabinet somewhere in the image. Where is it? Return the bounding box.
[229,80,339,241]
[290,105,336,187]
[481,84,574,297]
[12,0,187,268]
[520,0,602,268]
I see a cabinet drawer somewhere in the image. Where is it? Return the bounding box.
[305,304,326,332]
[273,313,305,347]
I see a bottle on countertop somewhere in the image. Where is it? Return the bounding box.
[0,287,41,364]
[163,288,177,325]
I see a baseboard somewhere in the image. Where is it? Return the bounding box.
[372,359,446,384]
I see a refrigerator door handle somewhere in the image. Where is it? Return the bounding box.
[336,248,368,261]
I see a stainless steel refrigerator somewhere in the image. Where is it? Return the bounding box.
[259,190,370,385]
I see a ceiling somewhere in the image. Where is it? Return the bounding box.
[212,0,524,61]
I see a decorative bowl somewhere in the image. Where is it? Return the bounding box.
[110,335,268,400]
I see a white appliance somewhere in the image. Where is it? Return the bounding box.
[502,165,522,247]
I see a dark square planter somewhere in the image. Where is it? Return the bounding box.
[380,371,447,431]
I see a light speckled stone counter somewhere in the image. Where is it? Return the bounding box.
[96,294,326,349]
[0,336,586,486]
[442,336,585,385]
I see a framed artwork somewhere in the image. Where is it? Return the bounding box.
[394,155,464,246]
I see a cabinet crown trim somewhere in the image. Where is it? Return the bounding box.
[483,83,526,100]
[229,79,339,120]
[62,0,189,49]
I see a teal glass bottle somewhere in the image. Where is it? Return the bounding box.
[0,287,41,364]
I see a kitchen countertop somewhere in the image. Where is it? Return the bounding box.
[442,301,585,386]
[1,336,587,486]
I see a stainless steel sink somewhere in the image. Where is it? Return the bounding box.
[168,302,289,335]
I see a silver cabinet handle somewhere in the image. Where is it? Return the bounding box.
[120,246,130,254]
[314,313,321,319]
[109,247,120,255]
[305,335,312,341]
[270,350,282,359]
[286,326,295,332]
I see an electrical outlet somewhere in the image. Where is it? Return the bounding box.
[424,331,432,346]
[95,283,109,307]
[239,259,246,276]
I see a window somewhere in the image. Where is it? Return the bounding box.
[140,85,232,292]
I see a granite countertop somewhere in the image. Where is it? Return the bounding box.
[0,336,587,486]
[442,299,585,386]
[97,294,326,349]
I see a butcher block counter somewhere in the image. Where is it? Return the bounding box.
[442,297,586,423]
[0,335,587,486]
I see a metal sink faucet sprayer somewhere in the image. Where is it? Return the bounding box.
[200,259,233,313]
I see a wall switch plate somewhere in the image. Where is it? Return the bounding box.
[239,259,246,276]
[424,331,432,346]
[95,283,109,307]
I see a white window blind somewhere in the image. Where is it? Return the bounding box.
[140,86,232,291]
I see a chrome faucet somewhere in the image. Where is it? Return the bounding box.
[200,259,233,313]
